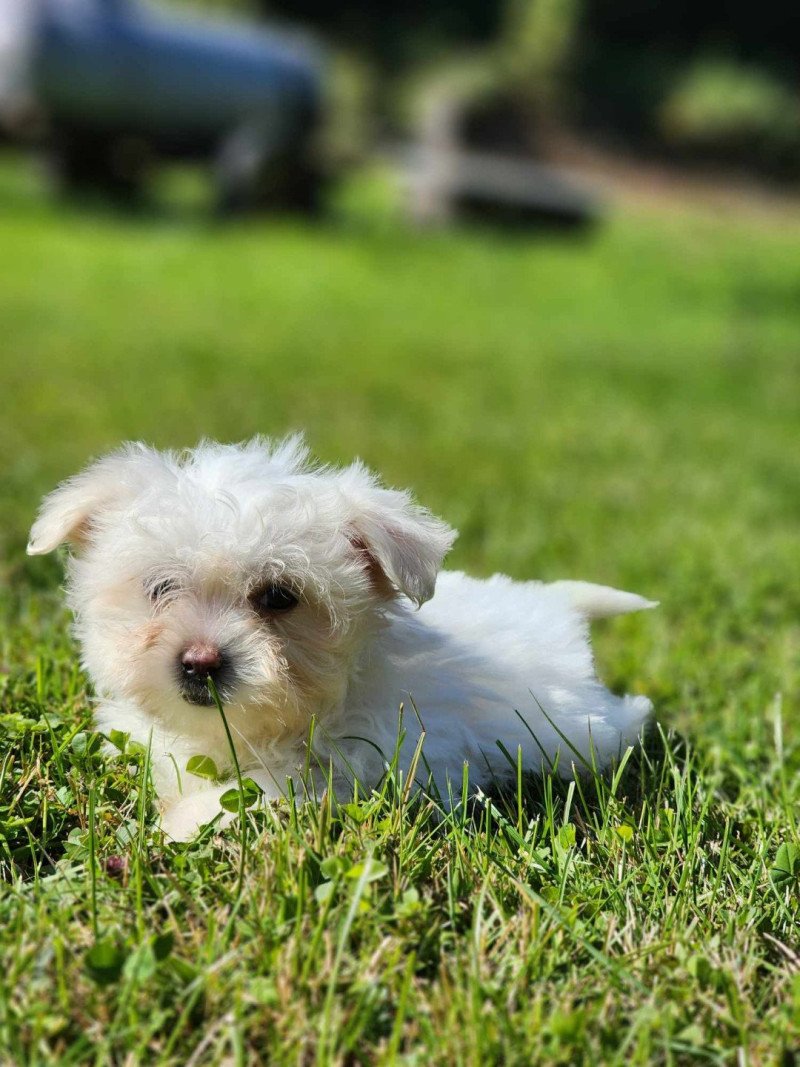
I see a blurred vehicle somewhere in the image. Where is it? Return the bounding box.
[0,0,325,209]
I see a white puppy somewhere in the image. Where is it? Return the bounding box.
[29,437,655,840]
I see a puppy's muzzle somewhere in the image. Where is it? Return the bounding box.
[178,643,230,706]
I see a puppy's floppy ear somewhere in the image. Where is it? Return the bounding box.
[342,466,457,606]
[27,445,152,556]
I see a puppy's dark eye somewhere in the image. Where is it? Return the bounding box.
[148,579,177,602]
[252,583,299,614]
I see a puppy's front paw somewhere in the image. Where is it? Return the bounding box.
[159,790,235,842]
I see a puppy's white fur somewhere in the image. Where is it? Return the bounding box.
[29,437,655,840]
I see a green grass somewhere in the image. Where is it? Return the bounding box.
[1,152,799,1064]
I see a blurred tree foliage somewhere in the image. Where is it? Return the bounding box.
[500,0,581,118]
[176,0,798,114]
[574,0,799,141]
[252,0,797,78]
[659,59,800,176]
[174,0,798,89]
[171,0,800,174]
[257,0,502,70]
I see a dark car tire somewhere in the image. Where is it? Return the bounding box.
[214,121,323,214]
[47,126,150,204]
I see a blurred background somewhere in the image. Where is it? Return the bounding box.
[1,0,798,747]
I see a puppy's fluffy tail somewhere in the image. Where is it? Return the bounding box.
[550,581,658,620]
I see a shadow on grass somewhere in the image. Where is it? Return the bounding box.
[484,722,693,835]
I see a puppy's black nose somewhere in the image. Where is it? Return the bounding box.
[179,644,227,705]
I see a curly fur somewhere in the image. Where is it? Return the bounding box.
[29,436,656,840]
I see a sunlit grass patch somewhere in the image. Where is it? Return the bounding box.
[1,153,799,1062]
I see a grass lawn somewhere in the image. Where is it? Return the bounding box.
[1,152,799,1064]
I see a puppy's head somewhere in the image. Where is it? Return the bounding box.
[29,437,455,739]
